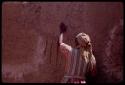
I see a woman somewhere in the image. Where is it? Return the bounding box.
[59,23,96,84]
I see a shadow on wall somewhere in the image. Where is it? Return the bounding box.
[2,2,123,83]
[102,19,123,83]
[86,19,123,83]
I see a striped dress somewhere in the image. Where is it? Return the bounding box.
[60,43,90,83]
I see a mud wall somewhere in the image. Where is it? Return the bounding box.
[2,2,123,83]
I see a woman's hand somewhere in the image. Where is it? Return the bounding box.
[60,22,67,33]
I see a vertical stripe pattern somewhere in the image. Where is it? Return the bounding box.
[77,53,83,76]
[71,49,78,75]
[66,49,73,75]
[64,48,88,79]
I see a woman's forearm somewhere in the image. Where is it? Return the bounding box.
[59,33,63,44]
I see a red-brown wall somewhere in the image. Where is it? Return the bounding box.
[2,2,123,83]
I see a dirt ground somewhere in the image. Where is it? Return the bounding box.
[2,2,123,83]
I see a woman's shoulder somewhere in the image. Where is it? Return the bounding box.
[60,43,72,50]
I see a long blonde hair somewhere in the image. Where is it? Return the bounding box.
[76,33,91,61]
[76,33,96,75]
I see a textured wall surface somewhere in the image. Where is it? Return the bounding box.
[2,2,123,83]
